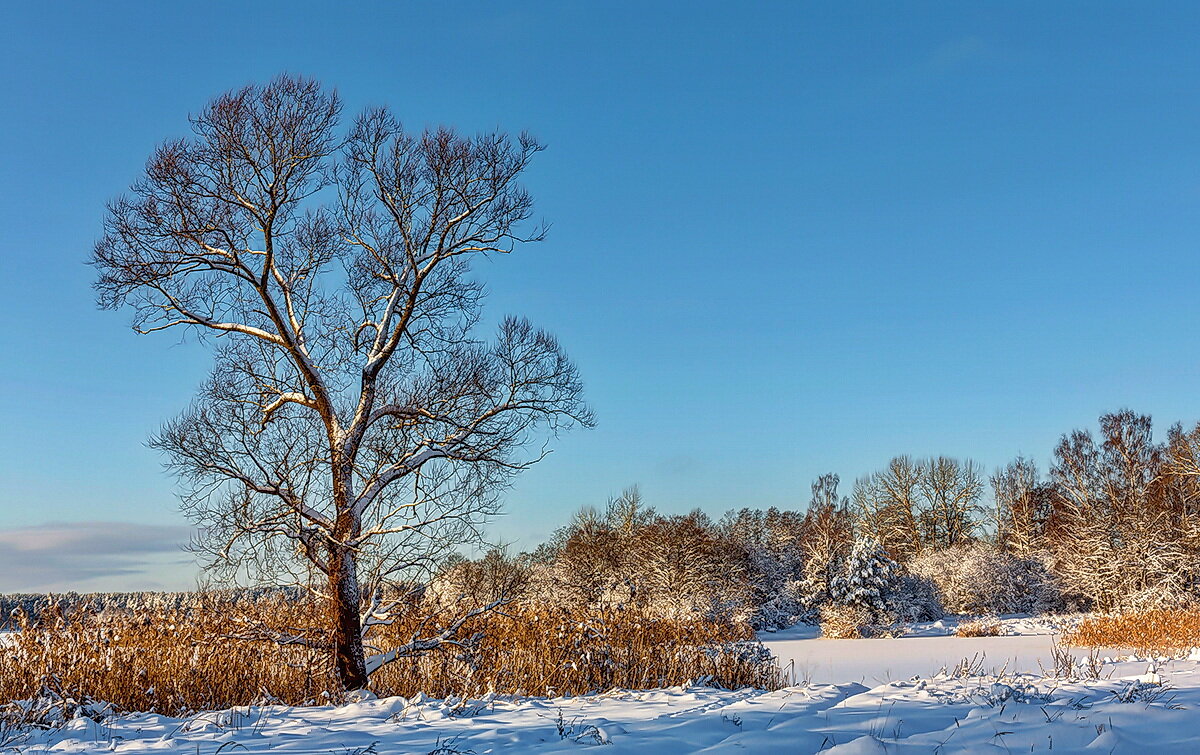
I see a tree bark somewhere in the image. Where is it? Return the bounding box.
[329,459,368,690]
[328,544,368,690]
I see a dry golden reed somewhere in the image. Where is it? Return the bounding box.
[954,617,1002,638]
[1064,609,1200,656]
[0,597,781,715]
[818,604,873,639]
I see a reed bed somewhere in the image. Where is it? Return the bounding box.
[1063,609,1200,656]
[0,597,781,715]
[954,616,1003,637]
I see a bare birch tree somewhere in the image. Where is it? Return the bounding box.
[92,76,593,690]
[1049,411,1197,609]
[991,456,1051,558]
[797,474,852,609]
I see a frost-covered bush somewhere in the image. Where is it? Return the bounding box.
[884,573,944,623]
[909,543,1063,615]
[752,579,807,629]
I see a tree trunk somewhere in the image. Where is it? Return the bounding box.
[328,545,369,690]
[326,450,369,691]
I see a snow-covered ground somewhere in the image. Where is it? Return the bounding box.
[764,614,1096,686]
[7,616,1199,753]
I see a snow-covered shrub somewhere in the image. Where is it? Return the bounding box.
[794,535,846,624]
[752,579,807,630]
[909,543,1063,615]
[884,573,944,623]
[819,538,942,630]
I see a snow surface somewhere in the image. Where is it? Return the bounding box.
[764,614,1097,686]
[8,617,1200,753]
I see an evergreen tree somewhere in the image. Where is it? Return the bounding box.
[830,537,898,616]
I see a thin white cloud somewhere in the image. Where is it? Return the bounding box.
[0,521,197,592]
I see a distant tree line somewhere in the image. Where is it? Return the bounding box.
[434,409,1200,628]
[0,587,305,627]
[11,409,1199,632]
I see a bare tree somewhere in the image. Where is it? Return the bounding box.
[92,76,593,690]
[797,474,852,609]
[991,456,1051,558]
[918,456,984,549]
[631,510,749,621]
[852,456,984,558]
[1049,410,1197,610]
[1163,422,1200,549]
[542,502,631,606]
[851,456,923,561]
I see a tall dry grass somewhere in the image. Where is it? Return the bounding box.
[954,616,1003,638]
[0,596,781,715]
[1063,609,1200,656]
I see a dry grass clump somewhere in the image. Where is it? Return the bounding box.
[1064,609,1200,656]
[819,604,875,639]
[0,597,780,715]
[955,616,1002,637]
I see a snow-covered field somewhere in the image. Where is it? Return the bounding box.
[8,617,1199,754]
[765,614,1091,686]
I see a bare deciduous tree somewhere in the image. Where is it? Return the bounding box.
[851,456,923,561]
[991,456,1052,558]
[797,474,852,609]
[917,456,983,549]
[852,456,984,559]
[92,76,592,690]
[1049,410,1197,610]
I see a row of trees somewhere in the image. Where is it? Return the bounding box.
[435,481,936,630]
[851,456,984,561]
[434,410,1200,631]
[1007,411,1200,609]
[842,410,1200,612]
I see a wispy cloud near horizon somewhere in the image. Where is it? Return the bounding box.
[0,521,197,592]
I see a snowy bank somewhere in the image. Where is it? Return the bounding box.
[8,660,1200,753]
[7,616,1197,753]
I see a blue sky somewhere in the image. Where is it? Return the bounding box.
[2,1,1199,590]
